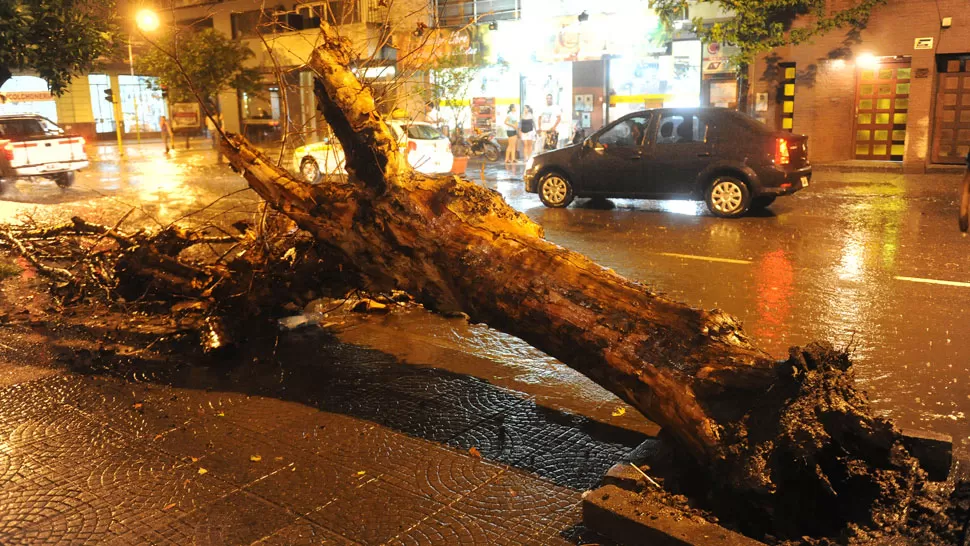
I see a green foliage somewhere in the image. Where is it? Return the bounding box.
[651,0,888,67]
[0,0,120,95]
[137,28,261,107]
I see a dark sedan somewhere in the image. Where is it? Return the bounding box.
[523,108,811,217]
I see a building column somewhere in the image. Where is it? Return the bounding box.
[904,49,936,172]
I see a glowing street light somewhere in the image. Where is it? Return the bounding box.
[856,53,879,69]
[136,9,160,33]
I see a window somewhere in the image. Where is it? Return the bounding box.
[598,116,648,147]
[437,0,520,26]
[656,114,708,145]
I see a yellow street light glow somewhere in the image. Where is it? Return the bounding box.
[136,9,160,32]
[856,53,879,69]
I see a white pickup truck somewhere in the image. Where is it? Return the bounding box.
[0,114,88,192]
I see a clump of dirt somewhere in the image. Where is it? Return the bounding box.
[698,342,970,544]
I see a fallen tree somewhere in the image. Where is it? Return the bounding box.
[215,21,966,543]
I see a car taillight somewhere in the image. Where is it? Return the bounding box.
[775,138,790,166]
[407,141,417,156]
[2,141,12,161]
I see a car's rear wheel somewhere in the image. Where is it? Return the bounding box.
[749,195,776,210]
[705,176,750,218]
[300,157,322,184]
[538,172,574,208]
[54,171,75,188]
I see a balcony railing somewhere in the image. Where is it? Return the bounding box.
[434,0,521,27]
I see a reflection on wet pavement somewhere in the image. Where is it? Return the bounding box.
[0,148,257,229]
[474,160,970,451]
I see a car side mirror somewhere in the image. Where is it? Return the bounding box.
[586,138,604,152]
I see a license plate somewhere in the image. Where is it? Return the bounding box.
[800,176,809,187]
[43,163,64,171]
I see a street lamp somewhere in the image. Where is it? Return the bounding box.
[136,9,160,33]
[128,9,160,146]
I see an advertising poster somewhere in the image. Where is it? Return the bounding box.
[170,102,201,130]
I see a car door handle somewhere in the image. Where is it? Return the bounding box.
[697,152,711,157]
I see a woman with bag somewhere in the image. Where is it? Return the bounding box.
[520,105,536,159]
[504,104,519,163]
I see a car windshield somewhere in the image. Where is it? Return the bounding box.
[405,124,444,140]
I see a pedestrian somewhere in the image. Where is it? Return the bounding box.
[520,105,536,159]
[538,94,562,152]
[206,113,224,164]
[160,115,174,154]
[504,104,519,163]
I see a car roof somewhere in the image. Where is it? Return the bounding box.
[0,114,44,120]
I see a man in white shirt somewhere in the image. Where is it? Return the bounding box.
[538,94,562,152]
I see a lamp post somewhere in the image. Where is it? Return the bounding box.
[130,9,160,148]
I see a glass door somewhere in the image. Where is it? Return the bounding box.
[853,61,911,161]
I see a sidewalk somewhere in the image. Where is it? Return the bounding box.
[0,288,641,544]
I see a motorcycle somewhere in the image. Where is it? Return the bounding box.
[451,128,502,162]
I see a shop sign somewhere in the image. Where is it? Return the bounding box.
[0,91,54,103]
[170,102,201,129]
[398,27,486,69]
[702,42,737,75]
[914,37,934,50]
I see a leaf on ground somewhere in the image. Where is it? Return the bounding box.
[356,470,366,476]
[509,489,517,497]
[190,457,199,463]
[216,411,225,417]
[197,467,208,475]
[611,407,626,417]
[274,456,284,462]
[250,455,262,462]
[132,403,143,410]
[162,503,176,511]
[468,447,482,458]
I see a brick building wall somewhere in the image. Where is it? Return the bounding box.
[751,0,970,169]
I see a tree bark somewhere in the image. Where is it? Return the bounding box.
[221,22,929,540]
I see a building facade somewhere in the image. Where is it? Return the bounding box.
[751,0,970,170]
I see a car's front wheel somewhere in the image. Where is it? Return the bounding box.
[54,171,75,188]
[300,157,322,184]
[705,176,750,218]
[538,172,574,208]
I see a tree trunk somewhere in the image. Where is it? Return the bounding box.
[222,23,929,540]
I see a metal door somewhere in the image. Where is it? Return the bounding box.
[853,61,911,161]
[931,58,970,164]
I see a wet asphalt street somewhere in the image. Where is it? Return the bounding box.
[1,142,970,544]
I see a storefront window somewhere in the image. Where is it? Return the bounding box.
[241,86,282,142]
[119,75,164,133]
[608,40,701,118]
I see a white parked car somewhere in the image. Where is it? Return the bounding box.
[293,119,453,184]
[0,115,88,192]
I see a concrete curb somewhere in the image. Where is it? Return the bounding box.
[582,485,765,546]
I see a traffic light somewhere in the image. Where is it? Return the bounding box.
[103,88,114,104]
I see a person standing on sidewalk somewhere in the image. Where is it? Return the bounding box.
[538,94,562,152]
[504,104,519,163]
[520,105,536,159]
[160,116,174,154]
